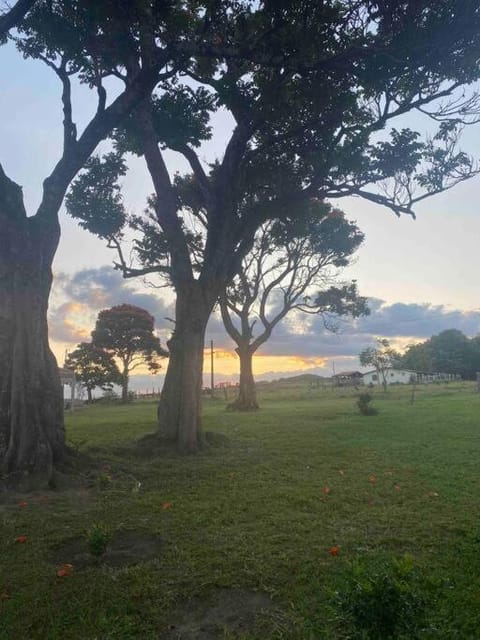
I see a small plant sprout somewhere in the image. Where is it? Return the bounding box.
[85,524,112,558]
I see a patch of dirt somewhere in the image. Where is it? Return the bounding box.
[51,530,162,569]
[162,588,273,639]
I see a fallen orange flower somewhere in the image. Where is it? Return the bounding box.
[14,535,27,544]
[18,501,27,508]
[329,546,340,556]
[162,502,173,510]
[56,563,74,578]
[368,474,377,484]
[322,487,332,495]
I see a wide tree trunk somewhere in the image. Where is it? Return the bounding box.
[0,170,65,488]
[228,346,259,411]
[157,283,214,453]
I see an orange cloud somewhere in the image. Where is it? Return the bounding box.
[204,351,328,376]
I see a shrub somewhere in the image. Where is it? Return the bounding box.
[357,392,378,415]
[85,523,112,558]
[336,555,426,639]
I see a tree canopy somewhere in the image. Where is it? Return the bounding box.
[92,304,167,402]
[65,342,121,403]
[400,329,480,379]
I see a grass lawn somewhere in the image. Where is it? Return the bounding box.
[2,382,480,639]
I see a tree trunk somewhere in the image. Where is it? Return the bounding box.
[121,364,129,403]
[228,346,259,411]
[87,388,93,403]
[0,171,65,488]
[157,283,213,453]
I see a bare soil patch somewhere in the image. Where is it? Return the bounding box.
[163,588,273,639]
[51,530,162,568]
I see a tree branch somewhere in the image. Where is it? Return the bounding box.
[0,0,35,38]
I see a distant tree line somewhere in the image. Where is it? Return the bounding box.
[399,329,480,380]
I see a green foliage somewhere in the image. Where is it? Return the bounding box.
[65,342,121,398]
[336,555,426,639]
[65,153,127,239]
[92,304,167,374]
[357,392,378,416]
[85,523,112,558]
[399,341,433,373]
[399,329,480,380]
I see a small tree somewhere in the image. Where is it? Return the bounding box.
[91,305,167,402]
[360,339,400,390]
[65,343,121,403]
[220,205,369,410]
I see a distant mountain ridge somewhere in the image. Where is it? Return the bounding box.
[260,373,329,386]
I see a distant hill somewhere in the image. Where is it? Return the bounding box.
[259,373,330,387]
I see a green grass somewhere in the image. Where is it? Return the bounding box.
[2,382,480,638]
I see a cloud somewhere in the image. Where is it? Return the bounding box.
[50,266,175,347]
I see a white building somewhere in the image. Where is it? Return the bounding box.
[363,368,417,386]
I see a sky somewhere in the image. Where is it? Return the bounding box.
[3,41,480,391]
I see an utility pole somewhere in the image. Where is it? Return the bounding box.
[210,340,215,398]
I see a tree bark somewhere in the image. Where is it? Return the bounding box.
[0,170,65,487]
[157,283,214,453]
[228,346,259,411]
[121,364,129,403]
[87,388,93,403]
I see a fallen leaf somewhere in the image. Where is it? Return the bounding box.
[228,473,235,480]
[427,491,439,498]
[0,589,10,600]
[56,563,74,578]
[18,501,27,508]
[14,535,27,544]
[338,469,345,476]
[329,546,340,556]
[162,502,173,510]
[322,487,332,495]
[393,483,401,491]
[368,474,377,484]
[385,470,393,477]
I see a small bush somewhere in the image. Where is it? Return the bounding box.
[357,392,378,415]
[85,523,112,558]
[336,555,426,639]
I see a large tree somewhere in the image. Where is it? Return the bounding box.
[65,342,121,403]
[67,1,480,453]
[219,205,369,410]
[92,304,167,402]
[0,0,200,485]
